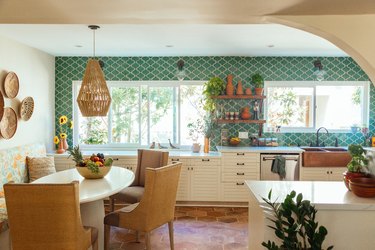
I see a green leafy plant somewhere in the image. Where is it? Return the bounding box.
[202,77,225,112]
[203,112,218,138]
[251,73,264,88]
[347,144,369,172]
[67,145,83,165]
[262,189,333,250]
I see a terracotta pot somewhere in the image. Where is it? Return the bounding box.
[236,80,243,95]
[62,138,69,150]
[204,137,210,153]
[226,74,234,96]
[255,87,263,96]
[241,107,251,120]
[56,140,65,154]
[245,88,252,95]
[343,171,368,190]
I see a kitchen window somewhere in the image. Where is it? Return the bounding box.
[264,81,369,132]
[72,81,205,149]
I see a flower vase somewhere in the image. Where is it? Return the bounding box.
[226,74,234,96]
[204,137,210,153]
[236,80,244,95]
[62,138,69,150]
[241,107,251,120]
[56,140,65,154]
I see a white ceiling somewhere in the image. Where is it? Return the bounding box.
[0,24,347,57]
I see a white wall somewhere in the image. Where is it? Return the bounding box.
[0,35,55,151]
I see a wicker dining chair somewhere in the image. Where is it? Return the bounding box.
[4,181,98,250]
[104,162,182,250]
[109,149,169,211]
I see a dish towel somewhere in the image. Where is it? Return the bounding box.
[271,156,286,179]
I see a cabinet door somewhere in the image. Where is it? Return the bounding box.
[176,165,190,201]
[329,167,347,181]
[113,156,137,173]
[54,156,74,171]
[300,167,330,181]
[221,182,249,202]
[190,158,220,201]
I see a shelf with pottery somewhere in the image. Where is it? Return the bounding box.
[216,119,266,124]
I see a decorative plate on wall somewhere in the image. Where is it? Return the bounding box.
[0,92,3,121]
[4,72,19,98]
[0,107,17,139]
[20,96,34,121]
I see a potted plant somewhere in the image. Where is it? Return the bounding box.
[187,119,204,153]
[251,73,264,96]
[262,189,333,250]
[202,77,225,112]
[343,144,369,190]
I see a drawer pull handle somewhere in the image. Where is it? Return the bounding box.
[171,158,179,161]
[237,153,245,156]
[113,158,119,161]
[237,163,245,165]
[236,182,244,185]
[202,159,210,162]
[237,173,245,175]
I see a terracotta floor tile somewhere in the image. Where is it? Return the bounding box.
[176,206,197,212]
[187,210,208,217]
[175,211,188,217]
[214,207,234,212]
[196,207,215,211]
[218,216,238,223]
[197,216,217,222]
[207,211,226,217]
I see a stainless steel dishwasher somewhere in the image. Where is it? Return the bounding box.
[260,153,300,180]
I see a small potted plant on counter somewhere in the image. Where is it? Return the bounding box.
[343,144,369,190]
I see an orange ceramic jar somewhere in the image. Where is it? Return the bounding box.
[241,107,251,120]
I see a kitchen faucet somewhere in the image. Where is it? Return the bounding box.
[316,127,329,147]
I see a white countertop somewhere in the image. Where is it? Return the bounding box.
[50,150,221,158]
[217,146,303,153]
[246,180,375,210]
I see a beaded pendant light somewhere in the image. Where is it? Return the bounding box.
[77,25,111,117]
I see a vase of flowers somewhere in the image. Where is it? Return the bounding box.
[54,115,73,154]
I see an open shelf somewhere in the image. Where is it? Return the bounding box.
[212,95,266,99]
[216,119,266,124]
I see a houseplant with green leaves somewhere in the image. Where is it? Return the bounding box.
[343,144,369,189]
[262,189,333,250]
[251,73,264,96]
[202,76,225,112]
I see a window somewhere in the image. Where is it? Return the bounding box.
[265,81,369,132]
[73,81,205,149]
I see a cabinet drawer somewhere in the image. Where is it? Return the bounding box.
[222,172,259,182]
[222,162,259,172]
[221,182,249,202]
[222,152,260,164]
[169,158,190,166]
[191,158,220,166]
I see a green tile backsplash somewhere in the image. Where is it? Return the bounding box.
[55,56,373,149]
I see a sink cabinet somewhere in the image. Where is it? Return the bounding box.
[300,167,347,181]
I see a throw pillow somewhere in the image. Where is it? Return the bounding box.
[26,156,56,182]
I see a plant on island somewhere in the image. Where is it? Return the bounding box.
[262,189,333,250]
[68,145,113,174]
[347,144,368,173]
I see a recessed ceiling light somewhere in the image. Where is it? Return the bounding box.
[267,44,275,48]
[75,45,83,48]
[166,45,174,48]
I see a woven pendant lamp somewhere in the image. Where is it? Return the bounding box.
[77,25,111,117]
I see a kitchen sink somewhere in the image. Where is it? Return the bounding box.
[301,147,351,167]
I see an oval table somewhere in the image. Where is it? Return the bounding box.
[34,166,134,250]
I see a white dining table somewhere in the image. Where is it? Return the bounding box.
[34,166,134,250]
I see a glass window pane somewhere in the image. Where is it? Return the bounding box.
[180,85,205,145]
[316,85,363,129]
[267,87,313,128]
[78,116,109,144]
[149,87,175,144]
[111,86,140,143]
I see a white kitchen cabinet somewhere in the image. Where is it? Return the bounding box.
[111,156,137,173]
[53,155,75,171]
[221,152,260,201]
[170,157,221,201]
[300,167,347,181]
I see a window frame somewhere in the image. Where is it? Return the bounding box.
[264,81,370,133]
[72,80,205,150]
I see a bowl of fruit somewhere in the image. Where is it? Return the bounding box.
[68,146,113,179]
[229,137,241,146]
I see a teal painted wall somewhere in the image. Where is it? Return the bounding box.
[55,56,373,149]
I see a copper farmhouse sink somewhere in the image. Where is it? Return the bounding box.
[301,147,351,167]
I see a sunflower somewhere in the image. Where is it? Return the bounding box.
[60,133,67,139]
[69,120,73,129]
[59,115,68,125]
[54,136,60,144]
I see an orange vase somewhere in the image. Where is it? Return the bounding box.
[56,140,65,154]
[236,80,243,95]
[226,74,234,96]
[245,88,252,95]
[241,107,251,120]
[62,138,69,150]
[204,137,210,153]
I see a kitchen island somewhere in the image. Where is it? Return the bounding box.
[246,181,375,250]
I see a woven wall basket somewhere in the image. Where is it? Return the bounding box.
[77,59,111,117]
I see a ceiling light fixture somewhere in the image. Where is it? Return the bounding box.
[77,25,111,117]
[313,59,326,81]
[176,59,186,81]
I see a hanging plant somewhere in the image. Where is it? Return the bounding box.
[202,77,225,112]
